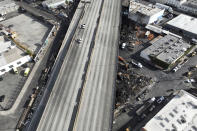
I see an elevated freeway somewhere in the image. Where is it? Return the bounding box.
[73,0,121,130]
[26,0,121,130]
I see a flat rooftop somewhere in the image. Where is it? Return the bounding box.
[42,0,65,6]
[167,14,197,36]
[0,0,15,7]
[141,35,191,65]
[42,0,72,8]
[0,32,27,67]
[0,13,51,54]
[143,90,197,131]
[182,0,197,8]
[129,1,163,16]
[0,35,14,54]
[0,47,26,67]
[0,0,18,15]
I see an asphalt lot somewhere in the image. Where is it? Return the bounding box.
[0,13,52,54]
[0,62,34,111]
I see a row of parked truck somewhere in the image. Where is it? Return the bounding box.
[13,67,30,77]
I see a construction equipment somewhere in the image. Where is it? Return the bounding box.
[10,31,17,39]
[8,34,34,57]
[118,56,129,69]
[147,33,154,41]
[135,26,145,38]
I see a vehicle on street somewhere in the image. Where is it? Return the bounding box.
[157,96,165,104]
[80,24,86,29]
[130,60,143,68]
[188,51,196,57]
[76,38,82,43]
[184,79,196,83]
[24,68,30,77]
[172,66,179,72]
[172,65,181,72]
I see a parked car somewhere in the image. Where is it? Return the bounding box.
[188,51,196,57]
[120,43,126,49]
[157,96,165,104]
[172,66,179,72]
[149,105,156,112]
[185,79,196,83]
[131,60,143,68]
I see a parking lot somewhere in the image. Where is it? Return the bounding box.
[0,62,34,110]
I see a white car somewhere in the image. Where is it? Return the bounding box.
[172,67,179,72]
[172,65,181,72]
[121,43,126,49]
[157,96,165,104]
[185,79,196,83]
[131,61,143,68]
[137,62,143,68]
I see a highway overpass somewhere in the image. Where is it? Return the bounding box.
[26,0,121,130]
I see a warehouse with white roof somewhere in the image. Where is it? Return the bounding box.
[166,14,197,39]
[142,90,197,131]
[129,1,164,25]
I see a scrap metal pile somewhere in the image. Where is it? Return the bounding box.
[120,23,154,47]
[114,19,154,117]
[115,57,152,109]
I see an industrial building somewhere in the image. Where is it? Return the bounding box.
[149,0,197,16]
[42,0,73,9]
[149,0,187,5]
[142,90,197,131]
[166,14,197,39]
[0,31,31,76]
[140,34,191,69]
[0,0,19,21]
[128,1,164,25]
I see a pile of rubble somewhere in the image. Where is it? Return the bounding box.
[115,56,152,109]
